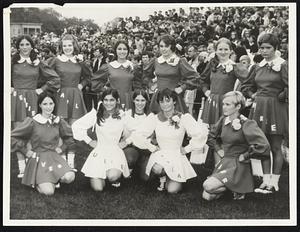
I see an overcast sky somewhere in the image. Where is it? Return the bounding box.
[10,3,287,27]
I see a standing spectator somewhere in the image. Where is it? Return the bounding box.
[83,46,107,112]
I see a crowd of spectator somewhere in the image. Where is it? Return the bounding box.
[11,6,289,66]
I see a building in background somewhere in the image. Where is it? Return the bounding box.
[10,22,42,37]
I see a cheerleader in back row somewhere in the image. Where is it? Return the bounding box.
[142,35,199,114]
[131,88,208,193]
[199,38,249,165]
[72,88,130,191]
[91,40,143,110]
[48,34,92,168]
[11,35,60,178]
[241,33,288,193]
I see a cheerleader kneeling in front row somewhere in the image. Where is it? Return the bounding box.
[130,88,208,193]
[202,91,270,201]
[72,88,130,191]
[11,92,76,196]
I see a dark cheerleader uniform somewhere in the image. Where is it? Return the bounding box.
[11,114,75,187]
[91,60,143,109]
[143,54,199,113]
[48,54,92,119]
[200,59,248,124]
[207,115,270,193]
[11,57,60,122]
[241,57,288,137]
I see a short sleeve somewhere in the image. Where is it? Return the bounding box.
[71,109,97,144]
[181,113,208,153]
[242,119,271,160]
[11,117,34,155]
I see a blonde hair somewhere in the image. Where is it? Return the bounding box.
[223,91,246,112]
[59,34,80,55]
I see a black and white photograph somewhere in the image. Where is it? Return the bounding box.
[2,2,297,226]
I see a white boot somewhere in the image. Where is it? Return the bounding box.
[17,160,26,178]
[270,174,280,192]
[67,152,75,169]
[254,174,271,194]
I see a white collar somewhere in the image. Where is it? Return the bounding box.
[224,115,247,125]
[258,56,285,67]
[33,114,60,124]
[110,60,134,69]
[57,54,78,63]
[157,54,180,66]
[217,59,235,68]
[224,116,231,125]
[18,55,40,66]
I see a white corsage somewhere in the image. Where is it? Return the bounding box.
[271,63,281,72]
[75,54,84,62]
[225,64,233,73]
[231,118,242,131]
[169,112,181,129]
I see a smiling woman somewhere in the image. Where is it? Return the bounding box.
[91,40,144,109]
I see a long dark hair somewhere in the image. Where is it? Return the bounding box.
[37,91,57,115]
[11,35,38,65]
[159,35,176,52]
[96,88,121,125]
[131,89,150,117]
[156,88,177,104]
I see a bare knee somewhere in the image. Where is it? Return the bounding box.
[166,182,182,194]
[37,184,55,196]
[203,179,215,193]
[107,169,122,183]
[152,163,164,176]
[202,190,216,201]
[61,171,75,184]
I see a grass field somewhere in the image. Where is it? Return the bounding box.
[9,141,290,220]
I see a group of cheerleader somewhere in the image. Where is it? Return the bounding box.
[11,32,288,200]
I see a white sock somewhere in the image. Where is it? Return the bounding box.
[262,174,271,186]
[18,160,26,173]
[159,176,166,188]
[270,174,280,191]
[67,152,75,168]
